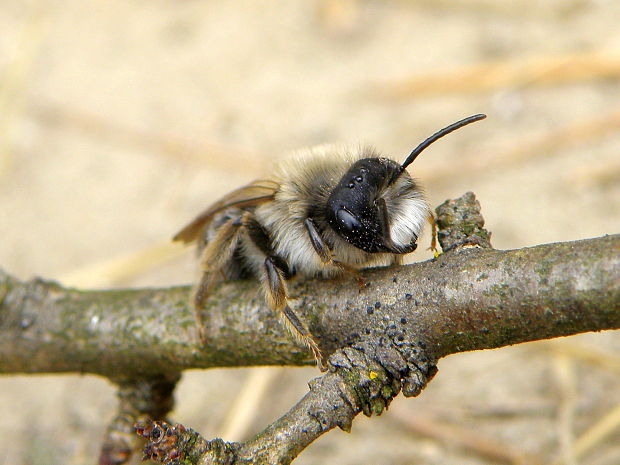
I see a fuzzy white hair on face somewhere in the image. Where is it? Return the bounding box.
[383,176,430,249]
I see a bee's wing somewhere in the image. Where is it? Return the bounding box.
[173,180,279,243]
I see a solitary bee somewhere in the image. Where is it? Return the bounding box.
[174,114,486,368]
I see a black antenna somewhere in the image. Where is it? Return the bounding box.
[398,113,487,175]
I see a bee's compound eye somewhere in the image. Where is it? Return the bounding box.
[336,208,361,232]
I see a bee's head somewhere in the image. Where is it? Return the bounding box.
[326,157,414,253]
[326,114,486,254]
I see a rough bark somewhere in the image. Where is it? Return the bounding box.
[1,228,617,377]
[1,192,618,465]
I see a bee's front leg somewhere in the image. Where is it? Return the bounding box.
[304,218,365,289]
[428,213,439,255]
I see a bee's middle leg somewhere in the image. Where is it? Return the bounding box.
[262,256,325,370]
[241,216,325,369]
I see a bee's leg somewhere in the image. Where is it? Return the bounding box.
[193,215,245,341]
[428,213,438,253]
[241,216,324,369]
[304,218,365,288]
[263,256,325,371]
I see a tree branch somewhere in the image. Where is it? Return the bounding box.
[1,193,618,464]
[1,232,617,376]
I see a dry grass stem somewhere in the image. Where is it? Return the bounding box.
[59,241,185,288]
[565,158,620,189]
[550,402,620,465]
[418,105,620,184]
[391,410,543,465]
[378,50,620,98]
[552,354,578,465]
[0,5,48,178]
[30,100,264,175]
[218,367,283,442]
[538,341,620,374]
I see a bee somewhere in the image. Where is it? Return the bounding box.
[174,114,486,369]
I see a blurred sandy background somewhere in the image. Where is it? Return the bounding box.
[1,1,620,464]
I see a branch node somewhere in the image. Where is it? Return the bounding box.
[435,191,492,252]
[307,406,335,432]
[401,363,438,398]
[100,374,180,465]
[326,335,438,421]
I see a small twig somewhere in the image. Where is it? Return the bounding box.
[137,341,436,465]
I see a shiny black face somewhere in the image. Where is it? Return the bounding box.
[324,114,486,253]
[326,158,405,253]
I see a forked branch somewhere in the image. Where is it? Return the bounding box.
[0,193,618,465]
